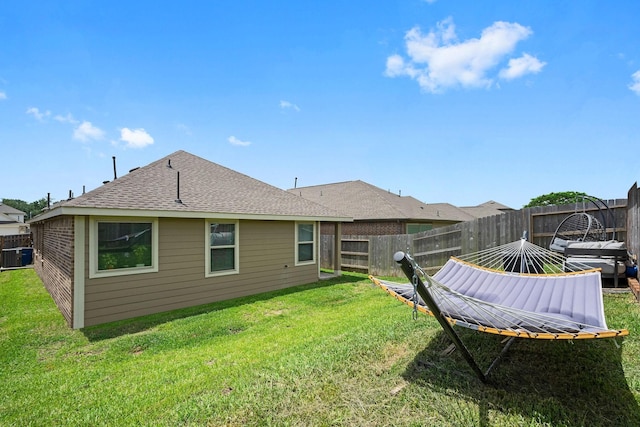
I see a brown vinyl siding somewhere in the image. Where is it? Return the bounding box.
[82,218,318,326]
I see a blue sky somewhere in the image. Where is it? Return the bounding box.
[2,1,640,209]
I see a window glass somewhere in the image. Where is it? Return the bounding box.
[298,223,314,242]
[297,223,315,263]
[211,247,235,271]
[211,223,235,246]
[97,222,152,271]
[210,223,236,273]
[407,223,433,234]
[298,242,314,262]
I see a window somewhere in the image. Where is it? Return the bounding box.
[206,221,239,276]
[89,218,158,278]
[407,223,433,234]
[296,222,315,265]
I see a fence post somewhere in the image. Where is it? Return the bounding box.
[323,193,635,278]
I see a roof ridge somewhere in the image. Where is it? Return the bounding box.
[348,181,416,218]
[287,180,358,191]
[35,150,349,220]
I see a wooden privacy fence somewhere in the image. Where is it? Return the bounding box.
[626,182,640,261]
[339,238,370,272]
[321,197,628,277]
[0,233,33,268]
[0,234,32,252]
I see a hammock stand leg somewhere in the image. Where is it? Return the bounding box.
[484,337,516,379]
[394,252,488,383]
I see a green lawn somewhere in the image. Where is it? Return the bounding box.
[1,268,639,426]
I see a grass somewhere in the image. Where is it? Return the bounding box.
[1,268,639,426]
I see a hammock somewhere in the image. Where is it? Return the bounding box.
[369,240,629,381]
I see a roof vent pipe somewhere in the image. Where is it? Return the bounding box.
[294,177,297,189]
[167,159,172,168]
[175,171,182,204]
[112,156,117,180]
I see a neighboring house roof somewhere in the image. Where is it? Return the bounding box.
[32,150,351,222]
[288,180,476,222]
[0,204,26,216]
[460,200,514,218]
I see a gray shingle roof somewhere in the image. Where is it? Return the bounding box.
[459,200,514,218]
[287,180,476,222]
[0,204,26,215]
[41,151,349,220]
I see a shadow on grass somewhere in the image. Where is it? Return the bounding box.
[81,272,364,341]
[403,329,640,426]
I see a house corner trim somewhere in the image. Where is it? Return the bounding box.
[73,216,85,329]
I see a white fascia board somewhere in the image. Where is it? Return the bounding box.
[30,206,353,223]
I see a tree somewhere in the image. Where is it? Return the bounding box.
[1,198,49,218]
[523,191,588,208]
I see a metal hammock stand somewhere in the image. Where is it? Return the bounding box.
[370,241,629,382]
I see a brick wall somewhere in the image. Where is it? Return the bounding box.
[32,216,74,327]
[321,221,405,236]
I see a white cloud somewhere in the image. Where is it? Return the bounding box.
[279,100,300,111]
[385,18,543,93]
[176,123,192,136]
[228,135,251,146]
[499,53,546,80]
[385,55,410,77]
[73,121,105,142]
[26,107,51,121]
[629,70,640,95]
[0,91,6,100]
[119,128,154,148]
[54,113,79,124]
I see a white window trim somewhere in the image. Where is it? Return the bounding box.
[295,221,316,266]
[89,217,159,279]
[205,220,240,277]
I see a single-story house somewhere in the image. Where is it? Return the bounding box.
[29,150,350,328]
[287,180,511,236]
[0,204,29,236]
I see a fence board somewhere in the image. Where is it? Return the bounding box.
[627,183,640,262]
[0,234,32,268]
[0,234,32,251]
[340,238,369,273]
[320,194,634,278]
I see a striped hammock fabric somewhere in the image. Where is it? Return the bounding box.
[370,243,629,340]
